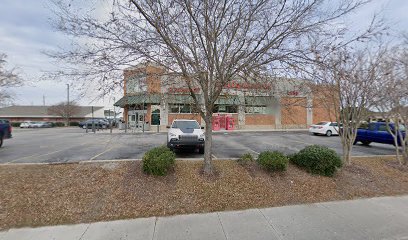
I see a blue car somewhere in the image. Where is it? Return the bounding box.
[0,119,12,147]
[354,122,406,146]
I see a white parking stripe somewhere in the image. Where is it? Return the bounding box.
[90,146,115,160]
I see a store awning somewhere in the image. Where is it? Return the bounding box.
[166,94,199,104]
[245,96,274,106]
[114,94,161,107]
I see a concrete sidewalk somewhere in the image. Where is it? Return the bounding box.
[1,196,407,240]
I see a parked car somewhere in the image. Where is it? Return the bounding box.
[0,119,12,147]
[79,119,107,129]
[309,121,339,137]
[28,122,50,128]
[166,119,205,153]
[20,121,35,128]
[354,122,406,146]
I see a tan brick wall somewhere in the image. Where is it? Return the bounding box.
[311,85,337,124]
[168,114,202,125]
[245,114,275,125]
[123,65,164,95]
[146,65,163,93]
[280,97,307,125]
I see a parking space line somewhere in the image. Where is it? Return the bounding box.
[90,146,115,160]
[5,140,97,164]
[7,148,69,163]
[288,139,313,146]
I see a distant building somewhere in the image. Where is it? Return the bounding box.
[0,105,105,123]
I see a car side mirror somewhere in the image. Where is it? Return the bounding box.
[166,125,170,129]
[201,126,205,129]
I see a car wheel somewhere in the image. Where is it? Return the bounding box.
[199,147,204,154]
[0,136,3,147]
[326,130,332,137]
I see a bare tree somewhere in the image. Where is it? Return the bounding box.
[0,53,22,106]
[48,101,81,126]
[376,45,408,165]
[49,0,372,175]
[312,44,386,165]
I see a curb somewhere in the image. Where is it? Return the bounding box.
[0,158,241,166]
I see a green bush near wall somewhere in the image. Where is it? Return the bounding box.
[54,122,65,127]
[69,122,79,126]
[11,122,21,127]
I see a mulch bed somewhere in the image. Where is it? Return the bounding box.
[1,157,408,230]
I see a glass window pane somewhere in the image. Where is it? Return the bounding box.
[180,105,191,113]
[170,105,179,113]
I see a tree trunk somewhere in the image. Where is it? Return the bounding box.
[341,133,354,165]
[402,145,408,166]
[203,116,214,175]
[342,143,352,165]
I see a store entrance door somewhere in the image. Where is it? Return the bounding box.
[128,110,146,130]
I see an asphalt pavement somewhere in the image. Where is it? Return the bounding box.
[0,127,397,164]
[1,195,407,240]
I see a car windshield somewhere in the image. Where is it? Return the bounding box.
[396,124,406,131]
[172,121,200,129]
[316,122,328,125]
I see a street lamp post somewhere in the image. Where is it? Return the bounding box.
[66,84,70,127]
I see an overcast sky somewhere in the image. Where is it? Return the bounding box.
[0,0,407,108]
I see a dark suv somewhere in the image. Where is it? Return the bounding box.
[0,119,12,147]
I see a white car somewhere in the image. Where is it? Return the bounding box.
[309,121,339,137]
[167,119,205,153]
[20,121,35,128]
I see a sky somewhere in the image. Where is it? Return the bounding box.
[0,0,407,109]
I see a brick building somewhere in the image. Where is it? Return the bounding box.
[114,64,335,130]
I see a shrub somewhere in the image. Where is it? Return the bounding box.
[54,122,65,127]
[237,153,254,166]
[257,151,288,172]
[142,146,176,176]
[11,122,21,127]
[69,122,79,126]
[290,145,342,177]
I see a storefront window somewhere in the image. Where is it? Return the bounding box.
[170,105,180,113]
[169,104,192,113]
[245,106,267,114]
[213,105,237,113]
[180,105,191,113]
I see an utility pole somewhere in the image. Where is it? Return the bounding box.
[66,84,70,127]
[113,97,116,126]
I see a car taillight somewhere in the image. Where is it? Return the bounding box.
[9,124,12,133]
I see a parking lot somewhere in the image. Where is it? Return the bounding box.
[0,127,397,164]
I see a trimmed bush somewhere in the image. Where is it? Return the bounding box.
[290,145,342,177]
[142,146,176,176]
[257,151,288,172]
[237,153,254,166]
[11,122,21,127]
[54,122,65,127]
[69,122,79,126]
